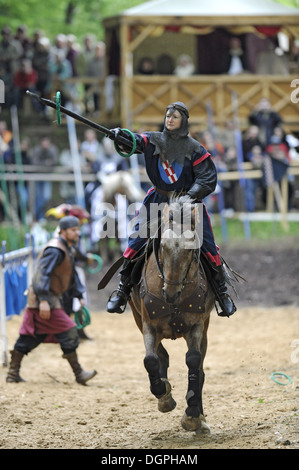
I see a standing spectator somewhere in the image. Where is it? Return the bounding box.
[244,145,266,212]
[50,34,67,60]
[0,120,12,147]
[0,26,22,107]
[76,35,96,112]
[290,39,299,73]
[242,125,262,162]
[86,41,106,114]
[14,24,32,59]
[264,135,293,209]
[48,51,73,105]
[248,98,282,148]
[13,58,38,111]
[222,146,239,211]
[31,29,44,52]
[32,37,51,101]
[66,34,78,77]
[31,137,59,220]
[80,129,104,173]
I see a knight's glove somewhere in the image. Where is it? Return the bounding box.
[109,127,133,154]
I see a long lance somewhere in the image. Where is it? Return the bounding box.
[26,90,141,154]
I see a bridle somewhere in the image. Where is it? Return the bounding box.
[153,225,201,293]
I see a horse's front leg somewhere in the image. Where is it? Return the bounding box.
[143,324,176,413]
[181,322,211,433]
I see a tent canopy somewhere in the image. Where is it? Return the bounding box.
[122,0,299,17]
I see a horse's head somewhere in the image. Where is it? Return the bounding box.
[159,197,200,305]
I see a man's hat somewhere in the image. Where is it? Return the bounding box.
[59,215,80,230]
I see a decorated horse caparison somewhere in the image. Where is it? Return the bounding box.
[128,198,216,433]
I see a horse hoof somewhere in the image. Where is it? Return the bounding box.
[158,379,176,413]
[181,413,211,433]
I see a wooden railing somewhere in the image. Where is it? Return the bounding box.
[20,74,299,133]
[2,162,299,227]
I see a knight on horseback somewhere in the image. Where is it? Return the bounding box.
[106,101,236,317]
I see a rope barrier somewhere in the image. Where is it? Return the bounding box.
[114,129,137,157]
[74,305,91,329]
[270,372,292,386]
[85,254,103,274]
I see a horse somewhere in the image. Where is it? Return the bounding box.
[128,197,215,434]
[88,170,145,261]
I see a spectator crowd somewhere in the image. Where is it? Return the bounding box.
[0,24,106,116]
[1,24,299,242]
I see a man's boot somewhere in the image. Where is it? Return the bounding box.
[106,259,134,314]
[211,264,237,317]
[63,351,97,385]
[6,350,26,383]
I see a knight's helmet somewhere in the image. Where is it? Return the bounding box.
[164,101,189,138]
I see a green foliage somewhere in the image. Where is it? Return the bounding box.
[0,0,145,42]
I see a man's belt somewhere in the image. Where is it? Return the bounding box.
[154,186,186,198]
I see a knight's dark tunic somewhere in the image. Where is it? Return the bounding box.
[123,132,221,266]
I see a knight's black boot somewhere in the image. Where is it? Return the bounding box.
[6,350,26,383]
[211,264,237,317]
[106,259,133,314]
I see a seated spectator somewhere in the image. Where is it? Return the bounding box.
[156,54,174,74]
[224,37,247,75]
[256,40,289,75]
[137,57,154,75]
[173,54,195,77]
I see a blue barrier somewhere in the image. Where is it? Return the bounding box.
[0,237,43,366]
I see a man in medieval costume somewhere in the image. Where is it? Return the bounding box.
[6,215,97,385]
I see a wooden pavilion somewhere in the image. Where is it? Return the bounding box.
[102,0,299,133]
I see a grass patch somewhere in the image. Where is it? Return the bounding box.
[1,216,298,252]
[212,216,299,243]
